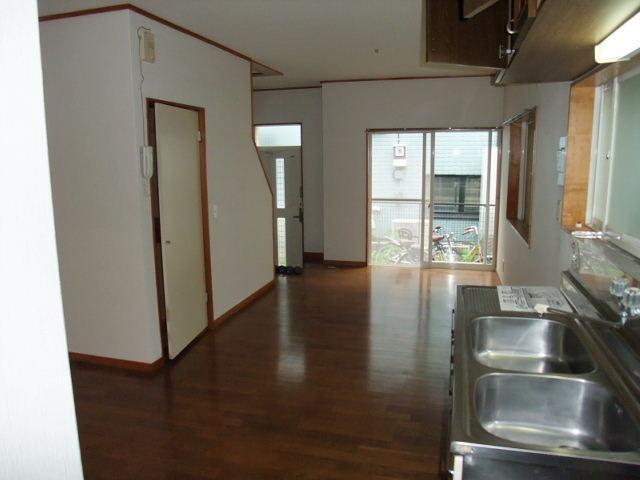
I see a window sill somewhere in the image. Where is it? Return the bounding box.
[561,224,595,235]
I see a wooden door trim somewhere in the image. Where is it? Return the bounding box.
[146,98,213,359]
[320,74,492,85]
[254,86,322,92]
[366,131,371,265]
[69,352,165,373]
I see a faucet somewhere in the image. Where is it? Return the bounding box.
[534,287,640,329]
[538,306,625,329]
[610,279,640,325]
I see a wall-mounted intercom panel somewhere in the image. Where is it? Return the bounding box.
[139,29,155,63]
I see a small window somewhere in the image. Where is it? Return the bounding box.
[255,125,301,147]
[275,157,285,209]
[505,109,536,244]
[276,217,287,266]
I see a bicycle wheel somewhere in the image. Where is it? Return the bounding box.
[432,250,446,262]
[460,245,482,263]
[373,244,404,265]
[433,247,460,263]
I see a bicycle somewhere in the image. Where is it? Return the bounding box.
[458,226,483,263]
[432,225,458,262]
[431,225,484,263]
[373,227,422,265]
[373,225,483,265]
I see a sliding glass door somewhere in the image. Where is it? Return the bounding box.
[368,129,500,269]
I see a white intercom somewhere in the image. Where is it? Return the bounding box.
[556,136,567,186]
[139,29,155,63]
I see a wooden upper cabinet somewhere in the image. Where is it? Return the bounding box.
[425,0,508,68]
[498,0,640,85]
[463,0,502,19]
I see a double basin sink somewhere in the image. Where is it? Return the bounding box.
[450,288,640,476]
[471,316,640,452]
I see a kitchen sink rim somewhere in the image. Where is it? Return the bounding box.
[471,371,640,453]
[469,314,598,374]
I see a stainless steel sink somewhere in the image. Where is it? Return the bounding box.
[471,316,594,373]
[474,374,640,452]
[449,287,640,479]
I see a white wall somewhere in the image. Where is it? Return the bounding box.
[496,82,573,286]
[128,11,274,318]
[40,10,273,363]
[0,1,83,477]
[254,88,324,253]
[41,11,162,363]
[322,77,504,262]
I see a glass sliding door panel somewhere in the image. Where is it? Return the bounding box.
[431,130,497,265]
[370,133,424,266]
[370,200,422,265]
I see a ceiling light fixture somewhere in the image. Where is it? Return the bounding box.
[595,11,640,63]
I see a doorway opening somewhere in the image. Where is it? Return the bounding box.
[147,99,212,360]
[367,129,501,269]
[255,124,304,271]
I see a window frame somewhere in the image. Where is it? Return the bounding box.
[505,108,536,245]
[586,67,640,259]
[366,127,502,269]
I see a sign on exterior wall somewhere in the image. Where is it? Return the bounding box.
[393,144,407,168]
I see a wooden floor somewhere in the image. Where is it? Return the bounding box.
[71,265,498,479]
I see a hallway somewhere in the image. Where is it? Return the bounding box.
[72,266,497,479]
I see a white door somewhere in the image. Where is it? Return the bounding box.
[258,148,303,267]
[155,103,208,359]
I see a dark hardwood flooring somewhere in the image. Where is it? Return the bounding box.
[71,265,498,479]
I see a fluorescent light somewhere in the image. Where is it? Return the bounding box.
[595,11,640,63]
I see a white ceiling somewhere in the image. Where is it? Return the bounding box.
[38,0,496,89]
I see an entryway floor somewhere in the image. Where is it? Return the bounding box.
[71,265,497,479]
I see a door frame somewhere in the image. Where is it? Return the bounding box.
[253,123,304,267]
[147,98,213,359]
[366,127,502,271]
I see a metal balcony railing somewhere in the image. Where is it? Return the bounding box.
[370,200,496,266]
